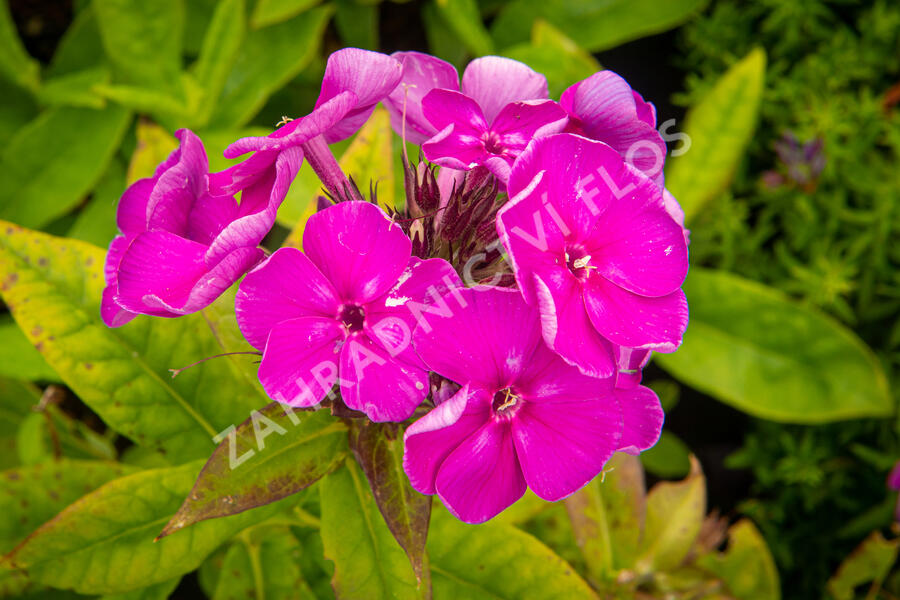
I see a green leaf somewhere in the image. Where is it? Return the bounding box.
[639,430,691,479]
[36,67,110,109]
[502,20,600,98]
[320,461,420,600]
[67,158,127,248]
[16,399,117,465]
[0,314,59,382]
[696,519,780,600]
[349,421,432,593]
[0,84,37,147]
[160,404,347,537]
[564,453,646,585]
[491,0,707,52]
[93,0,185,91]
[637,455,705,573]
[334,0,378,49]
[251,0,322,29]
[828,532,899,600]
[102,577,182,600]
[428,507,598,599]
[421,2,466,69]
[47,5,106,78]
[433,0,494,56]
[192,0,247,126]
[212,526,315,600]
[208,6,332,128]
[664,48,766,221]
[0,0,40,92]
[0,105,131,228]
[0,459,134,554]
[0,222,262,461]
[4,461,298,594]
[94,75,203,126]
[655,268,893,423]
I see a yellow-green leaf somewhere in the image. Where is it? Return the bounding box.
[665,48,766,221]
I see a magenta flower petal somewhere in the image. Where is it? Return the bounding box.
[235,248,341,351]
[385,51,459,145]
[257,317,344,407]
[435,418,527,524]
[115,230,263,316]
[561,71,667,185]
[145,130,209,235]
[412,286,543,391]
[101,235,136,328]
[303,201,411,304]
[584,277,688,351]
[422,88,489,133]
[403,385,489,495]
[513,393,621,501]
[460,56,548,124]
[533,268,616,378]
[316,48,403,143]
[888,462,900,491]
[338,334,429,422]
[614,345,652,389]
[586,172,688,297]
[116,178,155,236]
[491,99,569,154]
[206,147,303,265]
[224,93,356,158]
[616,385,664,455]
[365,256,462,370]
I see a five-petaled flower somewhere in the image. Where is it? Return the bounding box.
[497,133,689,378]
[235,201,460,422]
[404,287,663,523]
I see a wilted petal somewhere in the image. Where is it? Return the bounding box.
[583,276,688,352]
[403,386,489,495]
[413,286,543,391]
[533,268,616,378]
[513,393,621,501]
[385,51,460,145]
[303,201,411,304]
[257,316,344,407]
[235,248,341,351]
[435,418,526,523]
[616,385,664,455]
[461,56,548,124]
[338,334,429,422]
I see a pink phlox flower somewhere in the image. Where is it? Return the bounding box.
[235,201,461,422]
[403,286,663,523]
[496,133,689,378]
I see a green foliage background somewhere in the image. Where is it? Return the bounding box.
[0,0,897,599]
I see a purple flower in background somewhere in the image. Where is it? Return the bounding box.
[421,91,567,184]
[888,461,900,521]
[561,71,668,186]
[497,134,689,378]
[385,54,549,145]
[404,286,663,523]
[236,201,460,422]
[101,129,301,327]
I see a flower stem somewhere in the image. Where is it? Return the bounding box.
[301,134,352,200]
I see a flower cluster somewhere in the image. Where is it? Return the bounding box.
[102,48,689,523]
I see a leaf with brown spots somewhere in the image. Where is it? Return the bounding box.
[159,404,347,538]
[0,222,263,461]
[350,421,432,597]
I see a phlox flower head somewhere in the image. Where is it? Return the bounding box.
[497,133,689,378]
[235,201,460,422]
[385,54,567,184]
[403,286,663,523]
[101,129,301,327]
